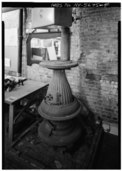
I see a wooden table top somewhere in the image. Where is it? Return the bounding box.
[5,79,48,104]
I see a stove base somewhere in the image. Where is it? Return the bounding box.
[38,119,82,146]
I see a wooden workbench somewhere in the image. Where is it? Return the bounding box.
[4,79,48,147]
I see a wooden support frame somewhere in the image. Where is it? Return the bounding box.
[4,80,48,148]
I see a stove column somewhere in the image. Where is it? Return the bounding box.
[61,26,70,61]
[38,27,82,147]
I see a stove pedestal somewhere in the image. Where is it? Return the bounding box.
[38,61,82,146]
[38,119,82,146]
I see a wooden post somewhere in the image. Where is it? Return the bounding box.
[9,104,14,145]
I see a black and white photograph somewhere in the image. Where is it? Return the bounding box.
[2,2,121,169]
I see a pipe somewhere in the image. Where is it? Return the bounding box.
[61,26,70,61]
[17,9,23,76]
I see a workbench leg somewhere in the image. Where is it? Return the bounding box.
[8,104,14,147]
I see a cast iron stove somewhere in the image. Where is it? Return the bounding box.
[38,60,82,146]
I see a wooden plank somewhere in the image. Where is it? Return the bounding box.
[74,124,103,169]
[4,151,36,169]
[19,152,46,169]
[16,137,74,169]
[8,104,14,146]
[5,80,48,104]
[17,144,54,168]
[11,120,39,148]
[82,124,104,169]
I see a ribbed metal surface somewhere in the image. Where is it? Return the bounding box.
[46,70,73,105]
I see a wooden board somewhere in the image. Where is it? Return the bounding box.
[5,80,48,104]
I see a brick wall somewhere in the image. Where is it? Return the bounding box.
[70,7,119,123]
[22,7,120,123]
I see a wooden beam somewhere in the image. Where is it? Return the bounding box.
[2,8,23,13]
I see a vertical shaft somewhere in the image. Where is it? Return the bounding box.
[61,26,70,61]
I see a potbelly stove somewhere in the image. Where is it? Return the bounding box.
[37,23,82,147]
[38,60,82,146]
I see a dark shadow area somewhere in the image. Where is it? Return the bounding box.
[3,102,120,169]
[93,132,120,169]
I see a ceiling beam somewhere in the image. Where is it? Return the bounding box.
[2,7,23,13]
